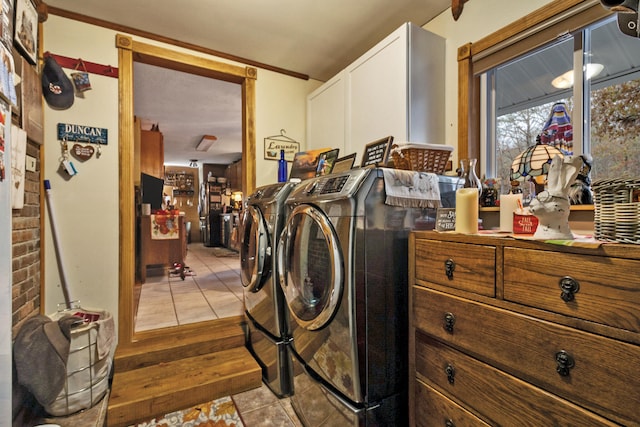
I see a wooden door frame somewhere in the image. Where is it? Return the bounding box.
[116,34,256,348]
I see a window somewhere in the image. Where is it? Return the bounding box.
[458,1,640,189]
[486,15,640,183]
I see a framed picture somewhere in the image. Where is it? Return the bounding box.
[331,153,357,174]
[360,136,393,168]
[1,0,14,49]
[13,0,36,64]
[315,148,339,176]
[289,147,331,181]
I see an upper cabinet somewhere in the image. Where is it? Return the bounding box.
[307,73,347,154]
[225,160,242,191]
[307,23,445,161]
[140,129,165,179]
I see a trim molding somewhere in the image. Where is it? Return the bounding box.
[48,6,310,81]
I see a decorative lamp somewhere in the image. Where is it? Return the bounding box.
[511,137,564,192]
[540,102,574,155]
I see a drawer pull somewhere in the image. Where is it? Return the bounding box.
[559,276,580,302]
[445,420,455,427]
[445,364,456,384]
[444,312,456,333]
[555,350,575,376]
[445,258,456,279]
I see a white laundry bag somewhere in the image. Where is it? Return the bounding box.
[46,304,114,416]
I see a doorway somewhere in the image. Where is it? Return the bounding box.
[117,34,257,348]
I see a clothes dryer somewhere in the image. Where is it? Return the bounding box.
[277,168,458,426]
[240,181,297,397]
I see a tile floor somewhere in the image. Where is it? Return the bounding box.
[233,384,303,427]
[135,243,244,331]
[135,243,304,425]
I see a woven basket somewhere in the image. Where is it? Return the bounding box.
[389,143,453,174]
[592,178,640,244]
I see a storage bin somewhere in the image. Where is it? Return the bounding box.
[593,178,640,243]
[389,142,453,174]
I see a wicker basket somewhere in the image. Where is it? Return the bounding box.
[389,143,453,174]
[592,178,640,244]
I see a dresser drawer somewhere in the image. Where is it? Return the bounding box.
[504,247,640,333]
[414,239,496,297]
[415,379,490,427]
[413,286,640,426]
[414,333,618,427]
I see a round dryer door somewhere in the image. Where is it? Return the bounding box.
[277,204,343,331]
[240,205,270,292]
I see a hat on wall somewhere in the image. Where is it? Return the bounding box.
[42,55,74,110]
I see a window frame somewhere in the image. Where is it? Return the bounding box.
[457,0,610,168]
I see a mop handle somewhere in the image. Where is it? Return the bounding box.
[44,180,72,309]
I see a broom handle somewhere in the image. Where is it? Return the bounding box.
[44,180,72,309]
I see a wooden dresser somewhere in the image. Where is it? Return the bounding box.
[408,231,639,427]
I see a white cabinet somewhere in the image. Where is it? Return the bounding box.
[306,72,346,153]
[307,23,445,164]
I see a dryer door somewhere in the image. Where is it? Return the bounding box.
[278,204,343,331]
[240,205,270,292]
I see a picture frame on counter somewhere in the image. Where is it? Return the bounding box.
[331,153,357,174]
[361,135,393,168]
[13,0,36,64]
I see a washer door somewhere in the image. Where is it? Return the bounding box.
[240,205,270,292]
[278,204,343,331]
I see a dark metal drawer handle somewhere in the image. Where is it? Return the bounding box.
[555,350,575,376]
[559,276,580,302]
[445,420,455,427]
[445,364,456,384]
[445,258,456,280]
[444,312,456,333]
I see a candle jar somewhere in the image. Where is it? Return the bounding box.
[455,159,482,234]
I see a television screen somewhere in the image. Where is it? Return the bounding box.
[141,173,164,211]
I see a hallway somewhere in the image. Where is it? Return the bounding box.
[135,244,243,332]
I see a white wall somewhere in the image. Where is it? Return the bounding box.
[40,15,320,342]
[423,0,550,167]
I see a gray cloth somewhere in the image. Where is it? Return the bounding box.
[13,314,81,406]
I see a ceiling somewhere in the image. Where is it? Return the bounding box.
[45,0,452,166]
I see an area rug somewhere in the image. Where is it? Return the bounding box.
[210,247,239,258]
[131,396,244,427]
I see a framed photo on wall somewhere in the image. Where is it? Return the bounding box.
[1,0,14,50]
[13,0,36,64]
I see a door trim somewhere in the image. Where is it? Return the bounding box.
[116,34,256,348]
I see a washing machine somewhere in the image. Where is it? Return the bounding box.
[240,181,297,397]
[277,167,458,426]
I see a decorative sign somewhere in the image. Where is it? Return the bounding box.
[71,144,95,161]
[57,123,108,145]
[361,136,393,167]
[264,129,300,161]
[264,139,299,161]
[435,208,456,232]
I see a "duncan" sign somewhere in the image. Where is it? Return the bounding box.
[57,123,108,145]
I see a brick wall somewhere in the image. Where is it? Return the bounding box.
[11,140,41,338]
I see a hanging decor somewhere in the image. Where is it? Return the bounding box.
[452,0,469,21]
[57,122,108,145]
[43,52,119,78]
[264,129,300,161]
